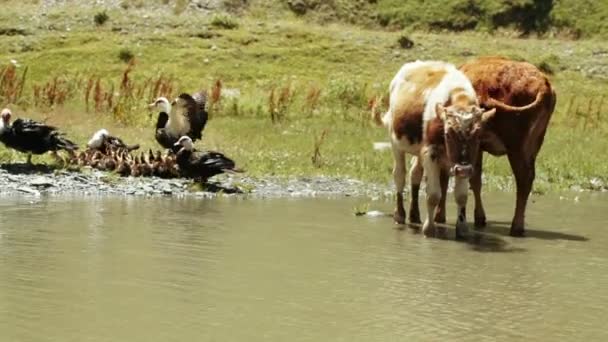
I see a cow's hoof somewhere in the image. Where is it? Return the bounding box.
[422,220,436,237]
[510,226,525,237]
[434,213,446,224]
[409,211,421,224]
[394,212,406,225]
[474,214,486,228]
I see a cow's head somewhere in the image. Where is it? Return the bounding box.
[436,103,495,178]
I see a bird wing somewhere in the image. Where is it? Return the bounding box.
[11,118,77,151]
[187,91,208,140]
[12,118,56,136]
[195,150,236,170]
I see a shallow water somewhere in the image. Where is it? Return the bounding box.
[0,193,607,341]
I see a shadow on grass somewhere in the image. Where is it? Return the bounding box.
[484,220,589,242]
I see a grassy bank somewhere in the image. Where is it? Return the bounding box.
[0,2,607,192]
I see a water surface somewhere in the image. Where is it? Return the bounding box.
[0,193,606,341]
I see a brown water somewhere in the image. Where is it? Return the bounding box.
[0,193,607,341]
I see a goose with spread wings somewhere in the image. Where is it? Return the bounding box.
[149,91,208,151]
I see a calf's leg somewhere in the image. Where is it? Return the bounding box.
[421,151,441,237]
[434,169,449,223]
[470,151,486,228]
[392,148,407,224]
[453,176,470,240]
[507,152,535,237]
[408,156,423,224]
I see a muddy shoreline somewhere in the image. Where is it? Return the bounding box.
[0,164,393,198]
[1,164,605,199]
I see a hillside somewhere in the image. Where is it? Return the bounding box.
[279,0,608,38]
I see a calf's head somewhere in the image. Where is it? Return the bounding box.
[436,103,495,178]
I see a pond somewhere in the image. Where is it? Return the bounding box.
[0,193,606,341]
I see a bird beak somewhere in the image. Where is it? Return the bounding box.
[173,141,181,147]
[148,102,156,109]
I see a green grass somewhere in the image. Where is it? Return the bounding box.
[276,0,608,38]
[0,2,607,192]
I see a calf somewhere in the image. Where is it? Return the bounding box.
[374,61,495,238]
[459,56,556,236]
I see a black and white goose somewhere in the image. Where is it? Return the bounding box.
[0,108,78,164]
[174,136,242,181]
[86,129,140,154]
[149,91,208,151]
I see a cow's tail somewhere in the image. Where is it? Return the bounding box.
[524,84,556,160]
[483,84,547,113]
[370,95,390,127]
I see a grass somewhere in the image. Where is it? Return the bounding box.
[276,0,608,38]
[0,2,607,192]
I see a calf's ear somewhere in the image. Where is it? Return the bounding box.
[435,103,447,120]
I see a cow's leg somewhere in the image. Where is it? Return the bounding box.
[507,152,535,237]
[434,169,449,223]
[453,176,469,240]
[470,151,486,228]
[408,156,422,224]
[392,148,407,224]
[421,151,441,237]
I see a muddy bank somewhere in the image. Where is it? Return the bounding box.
[0,164,393,198]
[2,164,605,199]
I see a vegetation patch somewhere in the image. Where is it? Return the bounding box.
[94,11,109,26]
[210,13,240,30]
[0,27,29,36]
[0,3,607,192]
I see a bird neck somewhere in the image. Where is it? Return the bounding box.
[176,148,192,162]
[0,119,11,131]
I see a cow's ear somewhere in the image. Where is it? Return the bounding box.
[481,108,496,123]
[435,103,447,120]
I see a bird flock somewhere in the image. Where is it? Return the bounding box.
[0,91,242,182]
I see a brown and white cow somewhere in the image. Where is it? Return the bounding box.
[374,61,495,238]
[459,56,556,236]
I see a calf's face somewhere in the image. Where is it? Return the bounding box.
[436,104,495,178]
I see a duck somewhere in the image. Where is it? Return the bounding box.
[137,152,153,177]
[149,91,208,151]
[0,108,78,164]
[87,128,139,154]
[130,156,141,177]
[156,150,179,179]
[115,151,131,176]
[173,136,242,182]
[88,150,104,169]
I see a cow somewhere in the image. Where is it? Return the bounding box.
[373,61,495,239]
[459,56,556,237]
